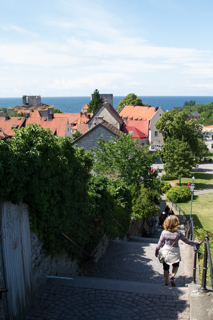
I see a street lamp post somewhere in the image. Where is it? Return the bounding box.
[190,176,195,220]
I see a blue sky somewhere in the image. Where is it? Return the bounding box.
[1,0,213,97]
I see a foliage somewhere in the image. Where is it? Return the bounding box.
[155,109,204,155]
[132,187,159,221]
[194,138,208,160]
[166,186,191,203]
[72,130,82,141]
[0,124,133,257]
[93,133,158,196]
[0,107,7,114]
[87,89,103,113]
[54,108,63,113]
[161,138,196,184]
[161,172,178,180]
[117,93,143,112]
[160,181,172,193]
[184,100,195,107]
[182,101,213,126]
[10,112,26,117]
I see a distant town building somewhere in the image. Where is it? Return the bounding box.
[90,93,113,107]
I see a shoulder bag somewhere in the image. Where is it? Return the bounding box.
[158,234,179,263]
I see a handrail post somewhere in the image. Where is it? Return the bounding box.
[199,234,209,293]
[192,249,197,283]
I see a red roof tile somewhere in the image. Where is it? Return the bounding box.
[0,117,25,136]
[121,126,147,139]
[122,120,149,136]
[25,117,69,137]
[119,105,156,121]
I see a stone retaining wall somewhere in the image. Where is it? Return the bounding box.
[31,232,79,292]
[0,237,7,320]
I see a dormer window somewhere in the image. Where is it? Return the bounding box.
[123,117,127,121]
[130,117,133,121]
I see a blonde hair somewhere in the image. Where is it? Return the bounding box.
[163,215,179,232]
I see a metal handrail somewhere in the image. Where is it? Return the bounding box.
[199,233,213,292]
[167,198,213,290]
[61,219,129,259]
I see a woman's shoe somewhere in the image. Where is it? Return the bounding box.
[170,277,176,287]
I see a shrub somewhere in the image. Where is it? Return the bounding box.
[160,181,171,194]
[161,172,178,180]
[166,186,191,203]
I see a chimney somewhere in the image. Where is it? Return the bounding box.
[5,115,10,121]
[48,113,54,120]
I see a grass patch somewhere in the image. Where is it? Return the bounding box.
[165,172,213,189]
[176,194,213,287]
[177,193,213,231]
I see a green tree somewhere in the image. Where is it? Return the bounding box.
[87,89,103,113]
[72,131,82,141]
[155,109,204,155]
[10,112,26,117]
[183,100,195,107]
[161,138,195,185]
[93,133,158,196]
[132,187,159,221]
[0,108,7,114]
[54,108,63,113]
[117,93,143,112]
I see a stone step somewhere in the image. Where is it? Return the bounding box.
[128,236,159,244]
[46,276,189,299]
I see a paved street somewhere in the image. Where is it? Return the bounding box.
[25,222,191,320]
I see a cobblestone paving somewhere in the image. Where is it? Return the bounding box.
[25,222,190,319]
[89,241,185,287]
[25,281,190,320]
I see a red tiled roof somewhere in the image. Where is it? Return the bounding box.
[0,128,10,140]
[76,123,88,134]
[0,117,25,136]
[119,105,156,121]
[82,103,89,110]
[122,120,149,136]
[121,125,147,139]
[25,117,69,137]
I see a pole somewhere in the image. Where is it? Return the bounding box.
[190,191,193,220]
[199,235,209,293]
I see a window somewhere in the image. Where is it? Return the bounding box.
[155,131,158,137]
[212,135,213,140]
[211,144,213,149]
[130,117,133,121]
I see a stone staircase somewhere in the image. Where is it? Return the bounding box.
[25,217,192,319]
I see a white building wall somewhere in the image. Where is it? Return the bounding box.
[88,106,120,130]
[203,130,213,151]
[149,107,164,149]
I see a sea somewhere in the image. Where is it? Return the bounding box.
[1,96,213,113]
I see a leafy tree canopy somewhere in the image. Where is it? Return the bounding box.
[54,108,63,113]
[161,137,196,185]
[92,133,158,197]
[87,89,103,113]
[184,100,196,107]
[182,101,213,126]
[117,93,143,112]
[10,112,26,117]
[71,130,82,141]
[0,108,7,114]
[155,109,204,155]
